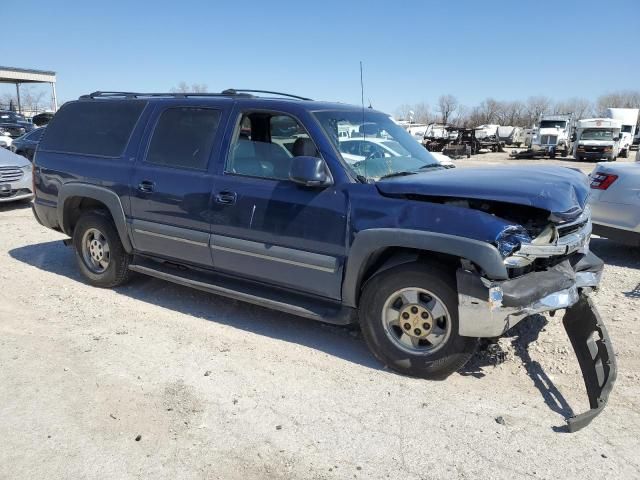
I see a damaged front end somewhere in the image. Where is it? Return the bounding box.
[457,206,616,432]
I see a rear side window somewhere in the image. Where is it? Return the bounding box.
[146,107,221,170]
[39,101,146,157]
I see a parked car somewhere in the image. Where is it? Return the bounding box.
[0,147,33,203]
[32,90,615,431]
[0,110,34,138]
[11,127,46,161]
[589,162,640,246]
[0,132,12,149]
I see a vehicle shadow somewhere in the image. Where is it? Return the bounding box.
[0,200,32,212]
[590,237,640,270]
[460,314,576,427]
[9,240,381,371]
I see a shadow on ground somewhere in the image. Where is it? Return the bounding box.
[461,314,576,429]
[0,199,32,212]
[9,240,381,371]
[590,237,640,270]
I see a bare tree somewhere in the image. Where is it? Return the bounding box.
[437,94,458,124]
[554,97,593,119]
[395,104,412,121]
[0,85,49,113]
[595,90,640,116]
[170,82,208,93]
[525,96,552,126]
[412,102,431,123]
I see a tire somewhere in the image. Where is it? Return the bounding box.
[359,263,478,380]
[621,149,628,158]
[72,211,132,288]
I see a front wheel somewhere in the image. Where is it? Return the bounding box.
[359,263,478,380]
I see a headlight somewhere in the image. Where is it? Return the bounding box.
[20,164,33,172]
[495,225,531,258]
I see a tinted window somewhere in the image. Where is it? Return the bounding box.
[146,107,220,170]
[39,101,146,156]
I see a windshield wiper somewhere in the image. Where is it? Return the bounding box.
[378,171,418,180]
[417,163,444,170]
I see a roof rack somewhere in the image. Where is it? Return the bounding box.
[79,89,312,101]
[221,89,312,101]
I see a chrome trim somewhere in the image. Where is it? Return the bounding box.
[133,228,209,247]
[509,208,592,261]
[211,244,337,273]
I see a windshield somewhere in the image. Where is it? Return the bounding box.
[313,110,439,180]
[539,120,566,129]
[580,129,614,140]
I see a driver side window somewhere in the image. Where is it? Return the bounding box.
[225,112,319,180]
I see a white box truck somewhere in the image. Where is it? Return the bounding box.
[606,108,639,158]
[574,118,622,162]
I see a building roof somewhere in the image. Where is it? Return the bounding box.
[0,66,56,84]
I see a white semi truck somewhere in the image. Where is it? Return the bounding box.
[606,108,639,158]
[574,118,622,162]
[531,114,575,157]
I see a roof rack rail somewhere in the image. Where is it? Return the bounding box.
[79,91,253,100]
[79,90,312,101]
[221,89,312,101]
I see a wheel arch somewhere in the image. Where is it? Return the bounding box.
[57,183,133,253]
[342,229,507,308]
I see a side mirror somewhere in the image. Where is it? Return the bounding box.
[289,156,332,187]
[571,133,577,142]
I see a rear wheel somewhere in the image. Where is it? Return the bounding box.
[359,263,478,380]
[72,211,132,288]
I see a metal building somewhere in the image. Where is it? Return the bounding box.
[0,66,57,114]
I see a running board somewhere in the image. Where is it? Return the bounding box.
[128,259,356,325]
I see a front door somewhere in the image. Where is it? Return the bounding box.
[129,102,228,266]
[209,108,348,299]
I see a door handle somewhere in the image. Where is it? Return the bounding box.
[215,191,237,205]
[137,180,155,193]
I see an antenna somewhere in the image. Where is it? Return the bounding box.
[360,61,366,179]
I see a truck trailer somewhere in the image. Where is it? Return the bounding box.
[606,108,639,157]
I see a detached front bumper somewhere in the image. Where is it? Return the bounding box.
[457,251,616,431]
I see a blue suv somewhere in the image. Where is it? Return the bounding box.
[31,90,615,431]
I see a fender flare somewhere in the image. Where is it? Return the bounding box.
[57,183,133,253]
[341,228,507,307]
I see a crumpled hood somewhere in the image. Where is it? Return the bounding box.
[376,166,589,221]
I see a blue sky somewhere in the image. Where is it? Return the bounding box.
[3,0,639,113]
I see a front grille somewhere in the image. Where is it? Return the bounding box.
[582,146,605,153]
[558,218,588,237]
[0,166,23,182]
[540,135,558,145]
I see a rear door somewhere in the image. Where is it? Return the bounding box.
[129,100,231,266]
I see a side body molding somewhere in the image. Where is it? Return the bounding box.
[342,228,508,307]
[57,183,133,252]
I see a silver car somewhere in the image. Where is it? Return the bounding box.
[0,147,33,203]
[589,161,640,246]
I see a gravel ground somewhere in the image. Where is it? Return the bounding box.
[1,156,639,479]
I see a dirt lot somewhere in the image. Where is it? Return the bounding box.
[1,153,639,479]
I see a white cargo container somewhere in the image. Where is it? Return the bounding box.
[606,108,639,158]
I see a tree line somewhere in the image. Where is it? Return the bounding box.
[396,90,640,128]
